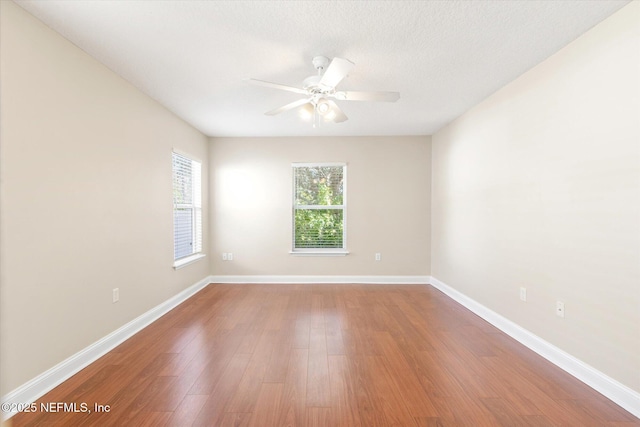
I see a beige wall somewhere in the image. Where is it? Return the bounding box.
[209,136,431,277]
[432,2,639,392]
[0,1,209,394]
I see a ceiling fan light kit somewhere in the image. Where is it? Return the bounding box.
[316,98,331,115]
[248,55,400,126]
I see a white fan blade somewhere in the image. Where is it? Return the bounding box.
[319,57,354,89]
[246,78,307,95]
[335,91,400,102]
[326,100,348,123]
[265,98,311,116]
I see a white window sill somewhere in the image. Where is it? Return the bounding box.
[173,253,206,269]
[289,250,349,257]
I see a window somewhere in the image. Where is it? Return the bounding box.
[292,163,347,255]
[173,151,203,267]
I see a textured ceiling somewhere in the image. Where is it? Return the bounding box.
[15,0,630,137]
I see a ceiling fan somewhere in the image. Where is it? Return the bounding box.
[247,56,400,125]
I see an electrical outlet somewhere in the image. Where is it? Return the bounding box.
[519,287,527,301]
[556,301,565,318]
[228,253,233,261]
[222,253,227,261]
[375,253,381,261]
[112,288,119,303]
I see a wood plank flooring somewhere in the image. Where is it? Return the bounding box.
[11,284,640,426]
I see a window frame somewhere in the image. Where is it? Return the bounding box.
[172,150,205,269]
[291,162,348,256]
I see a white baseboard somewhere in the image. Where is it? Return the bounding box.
[208,275,431,284]
[1,276,211,420]
[429,276,640,419]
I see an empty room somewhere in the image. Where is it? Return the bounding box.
[1,0,639,426]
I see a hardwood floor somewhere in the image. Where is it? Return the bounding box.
[11,284,639,426]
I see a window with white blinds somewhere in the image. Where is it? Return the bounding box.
[292,163,346,252]
[173,152,202,261]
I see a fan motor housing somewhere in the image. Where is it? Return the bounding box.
[302,76,334,95]
[304,75,330,94]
